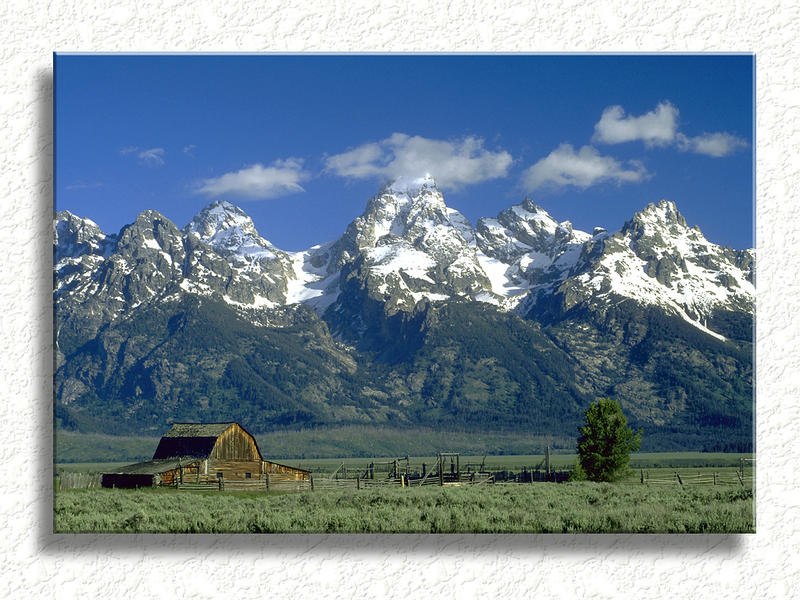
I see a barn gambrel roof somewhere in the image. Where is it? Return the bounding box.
[152,422,258,460]
[162,422,237,438]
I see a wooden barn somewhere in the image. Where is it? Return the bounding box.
[101,422,310,489]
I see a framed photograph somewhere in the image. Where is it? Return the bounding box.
[53,53,754,533]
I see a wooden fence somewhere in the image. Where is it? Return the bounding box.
[177,473,311,492]
[55,472,103,490]
[310,469,496,490]
[640,470,754,487]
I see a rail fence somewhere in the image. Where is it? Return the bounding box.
[176,473,311,492]
[640,469,754,487]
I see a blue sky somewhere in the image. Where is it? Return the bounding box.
[55,54,753,251]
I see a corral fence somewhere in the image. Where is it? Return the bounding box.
[309,453,494,491]
[305,452,570,491]
[640,458,755,487]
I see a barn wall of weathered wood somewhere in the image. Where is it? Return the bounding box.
[158,467,180,486]
[207,459,263,481]
[209,423,262,461]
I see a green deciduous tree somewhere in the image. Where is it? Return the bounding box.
[577,398,642,482]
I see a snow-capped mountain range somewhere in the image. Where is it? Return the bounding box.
[55,174,753,344]
[53,175,754,448]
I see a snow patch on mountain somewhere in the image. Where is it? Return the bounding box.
[286,242,341,311]
[475,251,530,301]
[366,244,436,282]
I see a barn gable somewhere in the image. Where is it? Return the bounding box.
[152,422,262,461]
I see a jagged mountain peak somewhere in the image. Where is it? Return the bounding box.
[185,200,260,240]
[54,210,115,263]
[381,173,438,196]
[365,174,447,220]
[475,197,592,291]
[628,199,688,231]
[182,200,283,266]
[519,196,552,217]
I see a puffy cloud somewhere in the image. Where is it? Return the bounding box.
[522,144,649,191]
[324,133,513,189]
[593,101,679,147]
[593,101,748,158]
[676,132,748,157]
[195,159,309,199]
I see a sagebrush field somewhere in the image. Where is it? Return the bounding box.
[54,481,753,534]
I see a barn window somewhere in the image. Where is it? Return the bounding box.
[216,472,223,479]
[245,473,251,479]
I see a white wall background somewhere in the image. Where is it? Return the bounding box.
[1,2,798,598]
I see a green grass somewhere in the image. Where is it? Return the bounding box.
[55,431,160,463]
[53,483,754,533]
[54,427,575,462]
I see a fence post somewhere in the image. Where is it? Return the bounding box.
[545,445,551,480]
[265,473,270,491]
[737,470,744,486]
[310,474,314,491]
[357,476,360,490]
[219,475,224,491]
[676,473,683,485]
[714,472,717,485]
[640,469,644,484]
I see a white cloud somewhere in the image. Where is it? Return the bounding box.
[593,101,749,158]
[324,133,513,189]
[676,132,748,157]
[195,159,309,199]
[183,144,196,155]
[522,144,649,191]
[119,146,139,155]
[137,147,165,166]
[593,101,679,147]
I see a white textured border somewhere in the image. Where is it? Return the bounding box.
[2,2,798,598]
